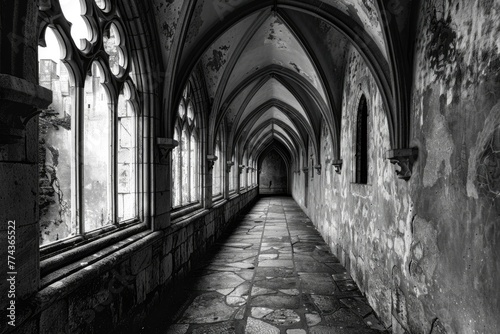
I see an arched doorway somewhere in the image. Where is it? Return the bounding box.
[259,149,289,195]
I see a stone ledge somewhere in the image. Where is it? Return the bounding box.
[0,74,52,109]
[40,223,149,284]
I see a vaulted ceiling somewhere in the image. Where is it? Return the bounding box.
[152,0,415,169]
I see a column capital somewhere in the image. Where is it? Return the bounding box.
[332,159,343,174]
[386,148,418,181]
[314,164,322,175]
[157,138,178,163]
[0,74,52,144]
[207,155,218,169]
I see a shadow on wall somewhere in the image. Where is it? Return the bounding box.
[259,150,288,194]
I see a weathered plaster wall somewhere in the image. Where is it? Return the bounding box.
[406,1,500,332]
[294,46,409,331]
[292,2,500,332]
[259,150,288,195]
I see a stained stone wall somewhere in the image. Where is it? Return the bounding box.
[292,1,500,333]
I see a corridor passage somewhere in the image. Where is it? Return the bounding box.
[140,197,387,334]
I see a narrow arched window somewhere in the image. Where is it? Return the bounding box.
[355,95,368,184]
[229,153,235,192]
[212,130,222,197]
[172,82,200,208]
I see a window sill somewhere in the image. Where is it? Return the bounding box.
[212,194,224,202]
[170,207,209,228]
[213,197,227,208]
[171,202,203,221]
[40,223,151,288]
[40,220,141,259]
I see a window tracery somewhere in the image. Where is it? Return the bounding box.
[38,0,140,246]
[172,83,200,208]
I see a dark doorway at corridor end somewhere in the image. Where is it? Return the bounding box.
[259,149,289,195]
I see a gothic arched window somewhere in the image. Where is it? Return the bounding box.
[229,154,236,192]
[38,0,140,247]
[212,130,223,197]
[172,83,200,208]
[355,95,369,184]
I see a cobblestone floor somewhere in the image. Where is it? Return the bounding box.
[140,197,388,334]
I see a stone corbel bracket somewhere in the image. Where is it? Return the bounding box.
[0,74,52,144]
[207,155,218,169]
[332,159,343,174]
[226,161,234,173]
[239,165,245,174]
[302,167,309,174]
[314,164,322,175]
[386,148,418,181]
[157,138,178,164]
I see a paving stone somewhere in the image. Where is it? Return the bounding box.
[310,326,380,334]
[222,243,253,249]
[250,295,301,309]
[223,262,255,269]
[251,287,277,296]
[336,279,359,292]
[364,313,387,331]
[229,282,251,297]
[310,295,343,314]
[295,261,335,273]
[190,321,236,334]
[251,307,274,319]
[179,292,236,324]
[234,306,246,320]
[226,296,247,306]
[287,330,306,334]
[322,308,367,327]
[254,277,297,290]
[263,309,301,326]
[245,317,280,334]
[299,273,338,295]
[340,297,373,317]
[217,288,235,295]
[306,313,322,326]
[235,269,254,281]
[258,259,294,268]
[192,272,245,291]
[280,288,300,296]
[332,273,351,281]
[164,324,189,334]
[255,267,295,278]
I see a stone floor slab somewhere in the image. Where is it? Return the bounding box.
[245,317,280,334]
[179,292,236,324]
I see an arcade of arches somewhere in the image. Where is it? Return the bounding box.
[0,0,499,333]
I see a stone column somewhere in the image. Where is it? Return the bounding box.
[225,161,234,199]
[0,0,52,319]
[156,138,178,229]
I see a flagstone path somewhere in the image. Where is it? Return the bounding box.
[139,197,388,334]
